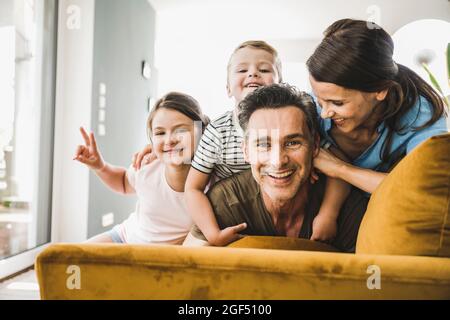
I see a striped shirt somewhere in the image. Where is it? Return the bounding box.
[192,110,250,180]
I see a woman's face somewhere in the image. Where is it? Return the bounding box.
[309,75,387,133]
[151,108,199,166]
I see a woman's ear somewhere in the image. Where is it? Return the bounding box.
[375,88,389,101]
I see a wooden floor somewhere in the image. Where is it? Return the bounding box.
[0,268,40,300]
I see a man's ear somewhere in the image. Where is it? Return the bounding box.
[242,139,249,162]
[312,133,320,157]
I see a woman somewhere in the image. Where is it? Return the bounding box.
[307,18,447,195]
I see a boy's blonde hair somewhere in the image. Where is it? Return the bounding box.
[227,40,283,82]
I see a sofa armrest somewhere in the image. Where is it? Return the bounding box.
[35,243,450,299]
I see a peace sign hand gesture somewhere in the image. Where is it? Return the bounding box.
[73,127,105,171]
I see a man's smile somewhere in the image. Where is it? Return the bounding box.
[261,169,296,185]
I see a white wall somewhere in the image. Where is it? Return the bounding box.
[150,0,450,119]
[51,0,95,242]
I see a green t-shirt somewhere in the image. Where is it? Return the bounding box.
[191,169,324,240]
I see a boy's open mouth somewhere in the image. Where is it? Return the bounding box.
[163,148,184,154]
[245,83,262,88]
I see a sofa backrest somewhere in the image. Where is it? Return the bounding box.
[356,133,450,257]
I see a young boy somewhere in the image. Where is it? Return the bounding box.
[184,41,282,245]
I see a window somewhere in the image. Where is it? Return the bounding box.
[0,0,57,265]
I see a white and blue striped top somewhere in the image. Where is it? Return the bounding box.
[192,110,250,180]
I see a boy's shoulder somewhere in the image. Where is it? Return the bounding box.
[209,111,234,128]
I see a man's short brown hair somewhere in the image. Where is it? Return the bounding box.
[237,84,318,142]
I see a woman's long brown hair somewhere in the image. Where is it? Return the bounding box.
[307,19,445,162]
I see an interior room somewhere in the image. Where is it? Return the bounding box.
[0,0,449,301]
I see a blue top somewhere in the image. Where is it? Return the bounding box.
[315,95,448,172]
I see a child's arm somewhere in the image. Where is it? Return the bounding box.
[74,127,135,195]
[310,177,350,241]
[310,145,352,242]
[185,168,247,246]
[93,163,135,195]
[182,232,210,247]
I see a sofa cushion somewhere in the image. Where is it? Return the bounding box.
[228,236,339,252]
[356,133,450,257]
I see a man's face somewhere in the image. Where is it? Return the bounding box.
[243,106,318,204]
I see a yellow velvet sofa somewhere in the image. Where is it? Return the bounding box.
[35,134,450,299]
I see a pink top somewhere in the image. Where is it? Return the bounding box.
[118,159,193,244]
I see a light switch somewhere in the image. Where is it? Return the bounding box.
[102,212,114,227]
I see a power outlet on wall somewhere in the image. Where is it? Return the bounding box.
[102,212,114,227]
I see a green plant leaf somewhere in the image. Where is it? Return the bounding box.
[447,43,450,83]
[422,63,444,94]
[422,62,450,109]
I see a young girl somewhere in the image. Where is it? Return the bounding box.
[74,92,209,244]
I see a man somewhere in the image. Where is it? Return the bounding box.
[184,84,368,252]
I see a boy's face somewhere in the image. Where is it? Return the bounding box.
[227,47,280,104]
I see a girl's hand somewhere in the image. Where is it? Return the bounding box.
[310,213,337,242]
[313,148,346,178]
[73,127,105,171]
[210,223,247,246]
[132,144,156,170]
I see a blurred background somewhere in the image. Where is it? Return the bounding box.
[0,0,449,284]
